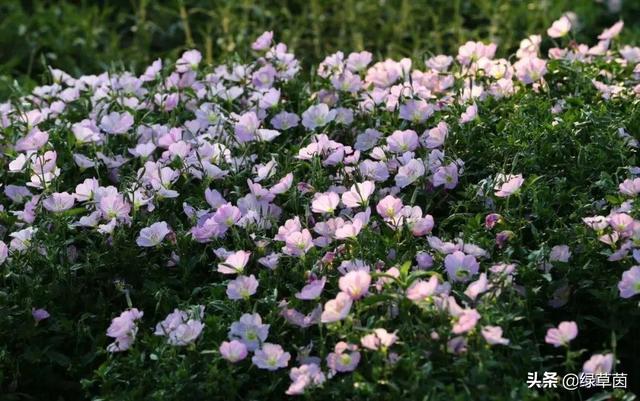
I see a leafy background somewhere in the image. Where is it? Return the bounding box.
[1,0,640,97]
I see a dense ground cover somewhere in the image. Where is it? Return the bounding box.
[0,7,639,401]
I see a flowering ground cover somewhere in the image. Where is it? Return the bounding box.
[1,14,640,401]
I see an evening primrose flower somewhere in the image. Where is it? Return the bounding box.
[252,343,291,371]
[360,329,398,351]
[286,363,326,395]
[618,266,640,298]
[416,252,434,269]
[432,163,459,189]
[452,309,481,334]
[406,275,439,302]
[514,57,547,84]
[226,275,259,300]
[229,313,269,352]
[99,111,134,135]
[9,227,37,252]
[549,245,571,262]
[32,308,50,322]
[376,195,403,221]
[283,229,314,257]
[295,277,326,300]
[106,308,143,352]
[481,326,510,345]
[321,292,353,323]
[386,129,419,153]
[494,174,524,197]
[338,270,371,300]
[545,321,578,347]
[136,221,170,247]
[301,104,336,130]
[485,213,502,229]
[311,192,340,214]
[251,31,273,51]
[217,250,251,274]
[341,181,375,208]
[422,121,449,149]
[326,342,360,373]
[395,159,426,188]
[444,251,479,282]
[219,340,248,363]
[619,178,640,196]
[43,192,75,212]
[582,353,614,374]
[175,49,202,72]
[547,15,572,38]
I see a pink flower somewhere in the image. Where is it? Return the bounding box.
[549,245,571,262]
[321,292,353,323]
[286,363,326,395]
[376,195,403,220]
[229,313,269,351]
[341,181,375,208]
[582,353,614,374]
[136,221,170,247]
[16,128,49,152]
[326,342,360,373]
[251,31,273,51]
[106,308,143,352]
[283,229,314,257]
[494,174,524,197]
[395,159,426,188]
[432,163,459,189]
[43,192,75,212]
[599,21,624,40]
[100,111,134,135]
[609,213,634,233]
[545,321,578,347]
[514,57,547,84]
[464,273,489,301]
[154,307,205,346]
[339,270,371,300]
[387,130,419,153]
[399,100,434,124]
[227,275,259,300]
[457,41,497,65]
[422,122,448,149]
[252,343,291,370]
[444,251,479,282]
[416,252,434,269]
[360,329,398,350]
[217,250,251,274]
[301,104,336,130]
[295,277,326,300]
[219,340,248,363]
[335,219,364,239]
[406,275,438,302]
[485,213,502,229]
[619,178,640,196]
[32,308,50,322]
[618,266,640,298]
[481,326,510,345]
[459,104,478,124]
[311,192,340,214]
[176,49,202,72]
[452,309,481,334]
[99,194,131,221]
[547,15,572,38]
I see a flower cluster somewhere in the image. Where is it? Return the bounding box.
[1,15,638,400]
